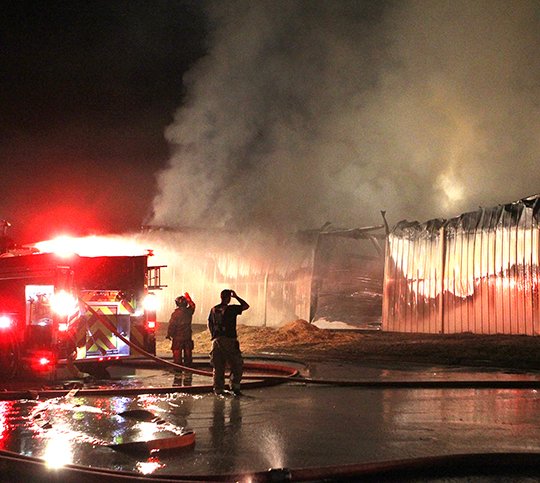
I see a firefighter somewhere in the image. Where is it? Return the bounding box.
[166,293,196,367]
[208,289,249,395]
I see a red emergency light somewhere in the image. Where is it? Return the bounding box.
[0,315,12,330]
[30,351,56,372]
[51,290,78,317]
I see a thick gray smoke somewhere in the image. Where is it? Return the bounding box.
[152,0,540,230]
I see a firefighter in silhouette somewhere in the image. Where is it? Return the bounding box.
[166,293,196,367]
[208,289,249,395]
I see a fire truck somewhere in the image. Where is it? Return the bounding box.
[0,249,164,378]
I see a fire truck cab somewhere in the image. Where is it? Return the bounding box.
[0,251,163,378]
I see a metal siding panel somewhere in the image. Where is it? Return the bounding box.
[514,220,522,334]
[436,227,444,334]
[478,222,488,333]
[392,237,401,329]
[485,209,496,334]
[523,214,534,335]
[397,237,405,330]
[415,236,423,332]
[417,235,425,332]
[381,238,390,330]
[427,232,437,333]
[450,227,457,334]
[394,235,404,332]
[451,227,460,334]
[444,226,455,334]
[534,222,540,335]
[474,218,485,334]
[502,212,512,333]
[464,230,471,333]
[410,236,419,332]
[391,236,402,331]
[395,236,404,332]
[456,225,465,334]
[386,236,397,331]
[384,197,540,336]
[515,214,528,334]
[405,235,414,332]
[486,210,497,334]
[458,227,466,333]
[395,236,403,332]
[382,237,391,331]
[495,214,504,333]
[509,212,518,333]
[428,234,435,333]
[421,234,431,333]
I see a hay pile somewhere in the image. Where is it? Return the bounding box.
[156,320,540,369]
[157,319,361,357]
[192,319,341,353]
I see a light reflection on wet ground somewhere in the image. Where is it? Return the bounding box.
[0,361,538,478]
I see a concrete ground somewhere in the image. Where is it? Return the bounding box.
[0,358,539,480]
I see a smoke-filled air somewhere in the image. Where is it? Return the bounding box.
[151,0,540,232]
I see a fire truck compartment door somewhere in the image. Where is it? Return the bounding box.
[77,304,131,360]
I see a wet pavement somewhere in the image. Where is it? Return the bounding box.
[0,359,539,479]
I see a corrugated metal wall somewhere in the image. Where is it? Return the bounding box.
[135,227,385,329]
[136,230,314,327]
[383,196,540,335]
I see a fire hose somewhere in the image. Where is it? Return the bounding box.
[83,302,540,388]
[80,300,300,381]
[0,448,539,482]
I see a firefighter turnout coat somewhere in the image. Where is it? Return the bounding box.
[167,305,195,348]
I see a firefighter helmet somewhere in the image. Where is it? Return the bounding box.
[175,295,187,307]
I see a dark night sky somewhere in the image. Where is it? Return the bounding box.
[0,0,206,243]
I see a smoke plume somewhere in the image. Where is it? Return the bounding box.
[152,0,540,230]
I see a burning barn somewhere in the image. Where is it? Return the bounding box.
[383,194,540,335]
[140,225,385,329]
